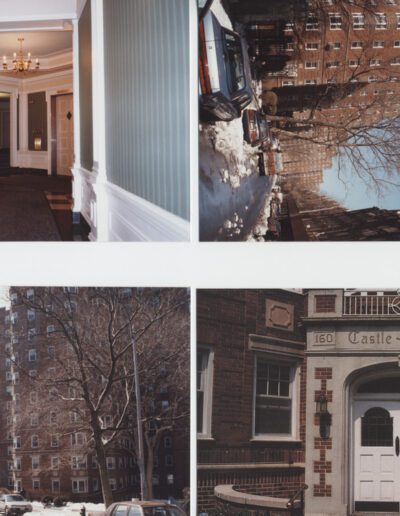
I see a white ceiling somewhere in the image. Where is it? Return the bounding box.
[0,31,72,58]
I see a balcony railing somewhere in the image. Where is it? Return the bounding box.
[343,294,400,317]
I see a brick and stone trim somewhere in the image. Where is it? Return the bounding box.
[313,367,333,497]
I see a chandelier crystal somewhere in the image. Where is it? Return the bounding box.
[2,38,40,73]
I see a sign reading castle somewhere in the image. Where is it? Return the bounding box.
[309,328,400,351]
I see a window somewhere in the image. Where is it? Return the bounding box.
[285,42,294,51]
[164,436,172,448]
[64,301,77,313]
[373,40,384,48]
[51,434,59,447]
[305,61,318,69]
[375,13,387,29]
[391,57,400,65]
[197,349,214,437]
[31,435,39,448]
[254,357,298,438]
[351,41,363,49]
[353,13,365,29]
[52,479,60,493]
[64,287,78,294]
[72,479,88,493]
[93,478,99,491]
[370,58,383,66]
[397,13,400,28]
[14,458,21,471]
[106,456,116,470]
[101,415,113,429]
[30,413,38,427]
[362,407,393,446]
[32,479,40,490]
[10,313,18,325]
[326,60,340,68]
[71,432,86,446]
[11,336,19,345]
[71,456,87,469]
[13,436,21,449]
[28,328,36,341]
[26,289,34,300]
[30,392,38,404]
[305,42,319,50]
[305,79,318,84]
[10,293,18,306]
[109,478,117,491]
[284,21,294,31]
[32,456,39,470]
[47,325,55,336]
[28,349,37,362]
[329,13,342,29]
[51,456,59,470]
[27,309,35,321]
[306,13,319,30]
[395,40,400,47]
[332,42,341,49]
[165,455,173,466]
[48,346,55,357]
[282,80,295,86]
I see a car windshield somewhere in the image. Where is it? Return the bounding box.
[6,496,24,502]
[223,30,245,92]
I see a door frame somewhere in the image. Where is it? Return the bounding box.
[348,366,400,514]
[50,92,74,176]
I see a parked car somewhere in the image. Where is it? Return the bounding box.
[242,109,271,147]
[199,10,253,121]
[0,495,32,516]
[257,151,267,176]
[89,501,186,516]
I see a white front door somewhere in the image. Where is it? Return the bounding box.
[354,400,400,512]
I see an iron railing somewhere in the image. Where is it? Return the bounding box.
[287,484,308,516]
[343,294,400,317]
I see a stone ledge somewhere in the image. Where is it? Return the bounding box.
[198,462,305,470]
[214,484,300,509]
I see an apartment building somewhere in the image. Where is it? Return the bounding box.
[0,287,189,502]
[197,289,400,515]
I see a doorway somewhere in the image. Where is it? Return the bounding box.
[51,93,74,176]
[352,375,400,513]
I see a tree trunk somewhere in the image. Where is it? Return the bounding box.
[93,430,114,508]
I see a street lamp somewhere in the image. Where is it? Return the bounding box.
[316,393,331,439]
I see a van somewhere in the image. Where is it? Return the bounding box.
[199,11,253,122]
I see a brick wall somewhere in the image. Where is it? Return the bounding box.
[197,290,307,513]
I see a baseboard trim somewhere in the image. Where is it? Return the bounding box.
[105,181,190,242]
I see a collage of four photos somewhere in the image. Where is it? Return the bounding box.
[0,0,399,516]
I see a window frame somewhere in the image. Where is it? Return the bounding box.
[252,353,301,441]
[197,347,214,439]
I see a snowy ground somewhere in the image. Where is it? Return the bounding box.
[199,125,274,241]
[30,502,105,516]
[199,0,273,241]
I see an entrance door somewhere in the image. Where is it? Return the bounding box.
[56,94,73,176]
[354,400,400,512]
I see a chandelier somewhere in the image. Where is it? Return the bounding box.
[2,38,40,73]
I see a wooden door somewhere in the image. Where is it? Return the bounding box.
[56,94,73,176]
[354,400,400,512]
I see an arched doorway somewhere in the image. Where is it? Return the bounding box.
[351,373,400,513]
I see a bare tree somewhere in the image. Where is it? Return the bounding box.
[7,287,189,507]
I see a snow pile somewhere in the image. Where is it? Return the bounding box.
[218,212,245,239]
[31,502,105,516]
[208,119,259,189]
[210,0,233,29]
[247,175,278,241]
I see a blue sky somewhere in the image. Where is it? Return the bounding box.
[320,152,400,211]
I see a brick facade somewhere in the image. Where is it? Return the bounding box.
[197,289,307,514]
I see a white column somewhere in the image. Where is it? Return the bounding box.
[90,0,108,241]
[19,91,28,152]
[71,17,83,217]
[9,92,18,168]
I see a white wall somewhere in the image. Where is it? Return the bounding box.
[0,0,77,22]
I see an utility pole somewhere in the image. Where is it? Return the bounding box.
[132,333,147,501]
